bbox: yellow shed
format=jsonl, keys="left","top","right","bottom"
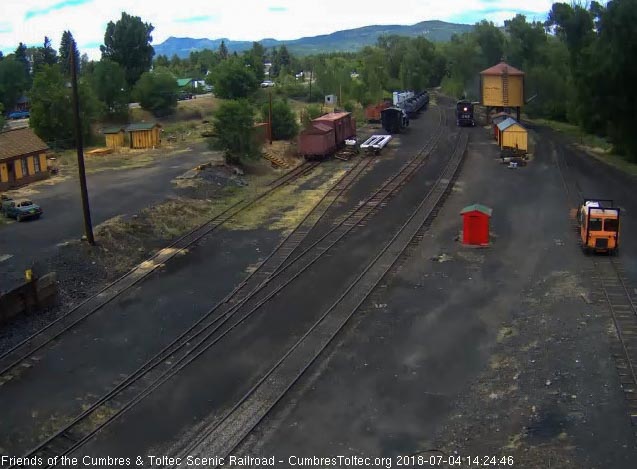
{"left": 480, "top": 61, "right": 525, "bottom": 120}
{"left": 126, "top": 123, "right": 162, "bottom": 149}
{"left": 103, "top": 126, "right": 126, "bottom": 148}
{"left": 497, "top": 118, "right": 528, "bottom": 152}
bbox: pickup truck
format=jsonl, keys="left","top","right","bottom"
{"left": 2, "top": 197, "right": 43, "bottom": 221}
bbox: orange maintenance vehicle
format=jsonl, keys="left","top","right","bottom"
{"left": 578, "top": 199, "right": 620, "bottom": 254}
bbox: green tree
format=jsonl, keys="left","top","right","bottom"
{"left": 244, "top": 42, "right": 265, "bottom": 82}
{"left": 218, "top": 40, "right": 228, "bottom": 60}
{"left": 0, "top": 104, "right": 5, "bottom": 131}
{"left": 504, "top": 14, "right": 547, "bottom": 69}
{"left": 155, "top": 54, "right": 169, "bottom": 68}
{"left": 301, "top": 104, "right": 322, "bottom": 127}
{"left": 91, "top": 60, "right": 129, "bottom": 119}
{"left": 133, "top": 71, "right": 178, "bottom": 117}
{"left": 207, "top": 57, "right": 258, "bottom": 99}
{"left": 101, "top": 12, "right": 155, "bottom": 86}
{"left": 14, "top": 43, "right": 30, "bottom": 79}
{"left": 32, "top": 36, "right": 58, "bottom": 74}
{"left": 212, "top": 100, "right": 258, "bottom": 164}
{"left": 260, "top": 99, "right": 298, "bottom": 140}
{"left": 30, "top": 64, "right": 98, "bottom": 147}
{"left": 42, "top": 36, "right": 58, "bottom": 66}
{"left": 473, "top": 20, "right": 506, "bottom": 67}
{"left": 588, "top": 0, "right": 637, "bottom": 159}
{"left": 0, "top": 58, "right": 29, "bottom": 111}
{"left": 59, "top": 31, "right": 79, "bottom": 76}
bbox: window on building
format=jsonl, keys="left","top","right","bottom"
{"left": 34, "top": 156, "right": 41, "bottom": 173}
{"left": 21, "top": 158, "right": 28, "bottom": 176}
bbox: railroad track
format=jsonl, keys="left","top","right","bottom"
{"left": 554, "top": 142, "right": 637, "bottom": 433}
{"left": 179, "top": 129, "right": 469, "bottom": 463}
{"left": 3, "top": 155, "right": 369, "bottom": 468}
{"left": 7, "top": 108, "right": 448, "bottom": 468}
{"left": 0, "top": 161, "right": 321, "bottom": 380}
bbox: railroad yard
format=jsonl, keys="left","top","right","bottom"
{"left": 1, "top": 95, "right": 637, "bottom": 469}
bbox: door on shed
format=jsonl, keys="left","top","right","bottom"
{"left": 465, "top": 214, "right": 484, "bottom": 245}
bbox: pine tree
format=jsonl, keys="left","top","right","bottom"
{"left": 59, "top": 31, "right": 79, "bottom": 76}
{"left": 42, "top": 36, "right": 58, "bottom": 66}
{"left": 219, "top": 40, "right": 228, "bottom": 60}
{"left": 14, "top": 43, "right": 30, "bottom": 77}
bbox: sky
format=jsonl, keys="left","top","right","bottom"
{"left": 0, "top": 0, "right": 554, "bottom": 59}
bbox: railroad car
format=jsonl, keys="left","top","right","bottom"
{"left": 313, "top": 112, "right": 356, "bottom": 148}
{"left": 365, "top": 100, "right": 392, "bottom": 123}
{"left": 456, "top": 100, "right": 475, "bottom": 127}
{"left": 578, "top": 199, "right": 620, "bottom": 254}
{"left": 381, "top": 107, "right": 409, "bottom": 134}
{"left": 298, "top": 123, "right": 336, "bottom": 160}
{"left": 298, "top": 111, "right": 356, "bottom": 159}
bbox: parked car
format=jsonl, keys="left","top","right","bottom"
{"left": 8, "top": 111, "right": 30, "bottom": 119}
{"left": 3, "top": 199, "right": 43, "bottom": 221}
{"left": 260, "top": 80, "right": 276, "bottom": 88}
{"left": 177, "top": 92, "right": 194, "bottom": 101}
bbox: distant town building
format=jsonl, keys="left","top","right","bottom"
{"left": 325, "top": 94, "right": 338, "bottom": 106}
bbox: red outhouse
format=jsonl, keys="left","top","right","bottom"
{"left": 461, "top": 204, "right": 492, "bottom": 245}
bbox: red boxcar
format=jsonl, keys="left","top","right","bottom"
{"left": 312, "top": 112, "right": 356, "bottom": 148}
{"left": 364, "top": 100, "right": 391, "bottom": 122}
{"left": 298, "top": 123, "right": 336, "bottom": 159}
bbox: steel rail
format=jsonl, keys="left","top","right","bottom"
{"left": 17, "top": 108, "right": 447, "bottom": 468}
{"left": 0, "top": 161, "right": 320, "bottom": 378}
{"left": 552, "top": 137, "right": 637, "bottom": 428}
{"left": 9, "top": 155, "right": 375, "bottom": 469}
{"left": 182, "top": 120, "right": 468, "bottom": 463}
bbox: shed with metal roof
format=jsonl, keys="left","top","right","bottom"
{"left": 491, "top": 113, "right": 512, "bottom": 140}
{"left": 125, "top": 123, "right": 162, "bottom": 149}
{"left": 460, "top": 204, "right": 493, "bottom": 246}
{"left": 102, "top": 126, "right": 127, "bottom": 149}
{"left": 0, "top": 128, "right": 50, "bottom": 190}
{"left": 496, "top": 118, "right": 528, "bottom": 152}
{"left": 177, "top": 78, "right": 194, "bottom": 88}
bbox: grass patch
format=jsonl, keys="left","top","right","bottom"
{"left": 527, "top": 117, "right": 637, "bottom": 177}
{"left": 526, "top": 117, "right": 612, "bottom": 151}
{"left": 226, "top": 165, "right": 347, "bottom": 234}
{"left": 54, "top": 146, "right": 194, "bottom": 175}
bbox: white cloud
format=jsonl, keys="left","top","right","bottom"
{"left": 0, "top": 0, "right": 555, "bottom": 59}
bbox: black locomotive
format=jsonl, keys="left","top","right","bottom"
{"left": 456, "top": 100, "right": 475, "bottom": 127}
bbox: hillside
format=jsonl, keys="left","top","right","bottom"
{"left": 154, "top": 20, "right": 473, "bottom": 58}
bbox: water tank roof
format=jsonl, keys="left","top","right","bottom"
{"left": 480, "top": 61, "right": 524, "bottom": 76}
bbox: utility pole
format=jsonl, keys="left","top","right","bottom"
{"left": 268, "top": 89, "right": 273, "bottom": 145}
{"left": 309, "top": 68, "right": 313, "bottom": 102}
{"left": 70, "top": 41, "right": 95, "bottom": 245}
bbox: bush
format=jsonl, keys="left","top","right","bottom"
{"left": 301, "top": 104, "right": 323, "bottom": 127}
{"left": 208, "top": 57, "right": 258, "bottom": 99}
{"left": 260, "top": 99, "right": 299, "bottom": 140}
{"left": 212, "top": 99, "right": 259, "bottom": 164}
{"left": 134, "top": 71, "right": 178, "bottom": 117}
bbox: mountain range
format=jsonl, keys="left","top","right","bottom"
{"left": 154, "top": 20, "right": 473, "bottom": 58}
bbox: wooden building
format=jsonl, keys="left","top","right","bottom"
{"left": 126, "top": 123, "right": 162, "bottom": 149}
{"left": 480, "top": 61, "right": 525, "bottom": 121}
{"left": 497, "top": 117, "right": 528, "bottom": 152}
{"left": 102, "top": 126, "right": 126, "bottom": 149}
{"left": 0, "top": 128, "right": 49, "bottom": 191}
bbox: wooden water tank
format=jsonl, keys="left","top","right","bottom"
{"left": 480, "top": 61, "right": 524, "bottom": 108}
